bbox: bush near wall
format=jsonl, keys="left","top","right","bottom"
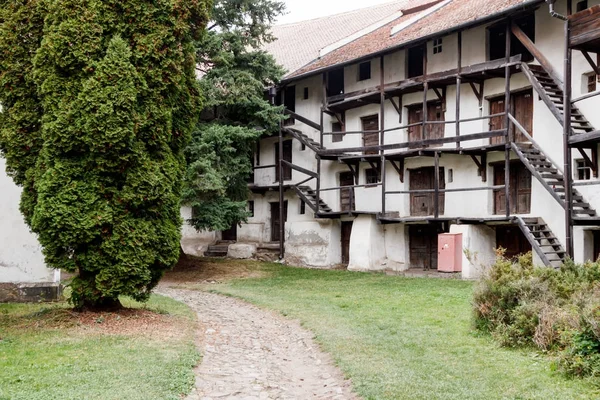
{"left": 474, "top": 252, "right": 600, "bottom": 378}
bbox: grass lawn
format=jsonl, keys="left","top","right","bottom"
{"left": 180, "top": 260, "right": 600, "bottom": 400}
{"left": 0, "top": 295, "right": 199, "bottom": 400}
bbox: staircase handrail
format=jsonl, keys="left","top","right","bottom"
{"left": 508, "top": 113, "right": 564, "bottom": 175}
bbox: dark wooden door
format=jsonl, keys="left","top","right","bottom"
{"left": 496, "top": 225, "right": 531, "bottom": 260}
{"left": 494, "top": 162, "right": 532, "bottom": 215}
{"left": 270, "top": 201, "right": 288, "bottom": 242}
{"left": 408, "top": 105, "right": 423, "bottom": 148}
{"left": 489, "top": 97, "right": 506, "bottom": 145}
{"left": 593, "top": 231, "right": 600, "bottom": 261}
{"left": 408, "top": 45, "right": 425, "bottom": 78}
{"left": 362, "top": 115, "right": 379, "bottom": 155}
{"left": 275, "top": 140, "right": 292, "bottom": 182}
{"left": 409, "top": 225, "right": 439, "bottom": 270}
{"left": 222, "top": 224, "right": 237, "bottom": 241}
{"left": 426, "top": 102, "right": 445, "bottom": 142}
{"left": 341, "top": 221, "right": 353, "bottom": 265}
{"left": 409, "top": 167, "right": 445, "bottom": 216}
{"left": 513, "top": 90, "right": 533, "bottom": 143}
{"left": 340, "top": 172, "right": 355, "bottom": 212}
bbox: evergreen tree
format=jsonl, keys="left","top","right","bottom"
{"left": 0, "top": 0, "right": 210, "bottom": 309}
{"left": 183, "top": 0, "right": 286, "bottom": 232}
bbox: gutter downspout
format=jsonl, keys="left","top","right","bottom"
{"left": 546, "top": 0, "right": 567, "bottom": 20}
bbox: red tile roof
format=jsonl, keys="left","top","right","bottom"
{"left": 284, "top": 0, "right": 542, "bottom": 81}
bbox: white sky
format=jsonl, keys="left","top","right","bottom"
{"left": 277, "top": 0, "right": 393, "bottom": 24}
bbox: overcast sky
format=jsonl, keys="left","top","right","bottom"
{"left": 277, "top": 0, "right": 393, "bottom": 24}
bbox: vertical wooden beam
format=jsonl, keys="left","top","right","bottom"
{"left": 380, "top": 56, "right": 387, "bottom": 215}
{"left": 278, "top": 88, "right": 285, "bottom": 259}
{"left": 456, "top": 31, "right": 462, "bottom": 149}
{"left": 482, "top": 153, "right": 487, "bottom": 182}
{"left": 423, "top": 42, "right": 429, "bottom": 142}
{"left": 434, "top": 151, "right": 440, "bottom": 219}
{"left": 317, "top": 72, "right": 327, "bottom": 215}
{"left": 564, "top": 16, "right": 574, "bottom": 257}
{"left": 504, "top": 21, "right": 512, "bottom": 218}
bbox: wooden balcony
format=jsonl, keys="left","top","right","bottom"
{"left": 569, "top": 5, "right": 600, "bottom": 52}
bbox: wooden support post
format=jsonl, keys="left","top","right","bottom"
{"left": 504, "top": 21, "right": 512, "bottom": 218}
{"left": 593, "top": 146, "right": 598, "bottom": 178}
{"left": 582, "top": 51, "right": 600, "bottom": 75}
{"left": 380, "top": 56, "right": 387, "bottom": 215}
{"left": 434, "top": 151, "right": 440, "bottom": 219}
{"left": 316, "top": 73, "right": 327, "bottom": 215}
{"left": 278, "top": 90, "right": 285, "bottom": 259}
{"left": 564, "top": 19, "right": 574, "bottom": 258}
{"left": 456, "top": 31, "right": 462, "bottom": 148}
{"left": 423, "top": 44, "right": 429, "bottom": 142}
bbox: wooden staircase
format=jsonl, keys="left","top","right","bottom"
{"left": 521, "top": 63, "right": 596, "bottom": 136}
{"left": 516, "top": 217, "right": 567, "bottom": 268}
{"left": 283, "top": 127, "right": 324, "bottom": 152}
{"left": 204, "top": 241, "right": 233, "bottom": 257}
{"left": 512, "top": 143, "right": 597, "bottom": 218}
{"left": 293, "top": 185, "right": 333, "bottom": 214}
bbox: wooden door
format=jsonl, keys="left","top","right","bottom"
{"left": 270, "top": 201, "right": 288, "bottom": 242}
{"left": 222, "top": 224, "right": 237, "bottom": 241}
{"left": 275, "top": 140, "right": 292, "bottom": 182}
{"left": 409, "top": 225, "right": 439, "bottom": 270}
{"left": 426, "top": 102, "right": 445, "bottom": 142}
{"left": 512, "top": 90, "right": 533, "bottom": 143}
{"left": 593, "top": 231, "right": 600, "bottom": 261}
{"left": 496, "top": 225, "right": 531, "bottom": 260}
{"left": 340, "top": 172, "right": 355, "bottom": 212}
{"left": 341, "top": 221, "right": 353, "bottom": 265}
{"left": 494, "top": 162, "right": 532, "bottom": 215}
{"left": 489, "top": 97, "right": 506, "bottom": 145}
{"left": 409, "top": 167, "right": 445, "bottom": 216}
{"left": 362, "top": 115, "right": 379, "bottom": 155}
{"left": 408, "top": 105, "right": 423, "bottom": 148}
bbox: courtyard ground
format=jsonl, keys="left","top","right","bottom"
{"left": 0, "top": 295, "right": 199, "bottom": 400}
{"left": 163, "top": 257, "right": 600, "bottom": 400}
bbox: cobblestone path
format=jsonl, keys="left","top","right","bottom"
{"left": 158, "top": 288, "right": 357, "bottom": 400}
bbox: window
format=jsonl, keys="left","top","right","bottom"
{"left": 248, "top": 201, "right": 255, "bottom": 217}
{"left": 299, "top": 200, "right": 306, "bottom": 215}
{"left": 576, "top": 159, "right": 592, "bottom": 181}
{"left": 407, "top": 44, "right": 425, "bottom": 78}
{"left": 577, "top": 1, "right": 588, "bottom": 12}
{"left": 303, "top": 87, "right": 309, "bottom": 100}
{"left": 301, "top": 143, "right": 306, "bottom": 151}
{"left": 584, "top": 72, "right": 599, "bottom": 93}
{"left": 488, "top": 15, "right": 535, "bottom": 62}
{"left": 448, "top": 168, "right": 454, "bottom": 183}
{"left": 365, "top": 168, "right": 380, "bottom": 185}
{"left": 433, "top": 38, "right": 443, "bottom": 54}
{"left": 332, "top": 113, "right": 346, "bottom": 143}
{"left": 358, "top": 61, "right": 371, "bottom": 81}
{"left": 327, "top": 68, "right": 344, "bottom": 96}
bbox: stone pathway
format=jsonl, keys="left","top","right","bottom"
{"left": 158, "top": 287, "right": 357, "bottom": 400}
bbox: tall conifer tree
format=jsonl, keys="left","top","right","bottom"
{"left": 0, "top": 0, "right": 210, "bottom": 309}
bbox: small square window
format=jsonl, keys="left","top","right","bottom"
{"left": 358, "top": 62, "right": 371, "bottom": 81}
{"left": 299, "top": 200, "right": 306, "bottom": 215}
{"left": 448, "top": 169, "right": 454, "bottom": 183}
{"left": 433, "top": 38, "right": 443, "bottom": 54}
{"left": 332, "top": 121, "right": 345, "bottom": 143}
{"left": 584, "top": 72, "right": 598, "bottom": 93}
{"left": 576, "top": 159, "right": 592, "bottom": 181}
{"left": 248, "top": 201, "right": 255, "bottom": 217}
{"left": 303, "top": 87, "right": 309, "bottom": 100}
{"left": 365, "top": 168, "right": 380, "bottom": 186}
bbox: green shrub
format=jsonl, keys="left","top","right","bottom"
{"left": 474, "top": 253, "right": 600, "bottom": 378}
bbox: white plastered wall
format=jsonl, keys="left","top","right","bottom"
{"left": 0, "top": 158, "right": 54, "bottom": 283}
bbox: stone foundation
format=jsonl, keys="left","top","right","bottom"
{"left": 0, "top": 282, "right": 62, "bottom": 303}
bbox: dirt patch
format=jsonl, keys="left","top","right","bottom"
{"left": 1, "top": 307, "right": 189, "bottom": 341}
{"left": 163, "top": 255, "right": 269, "bottom": 285}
